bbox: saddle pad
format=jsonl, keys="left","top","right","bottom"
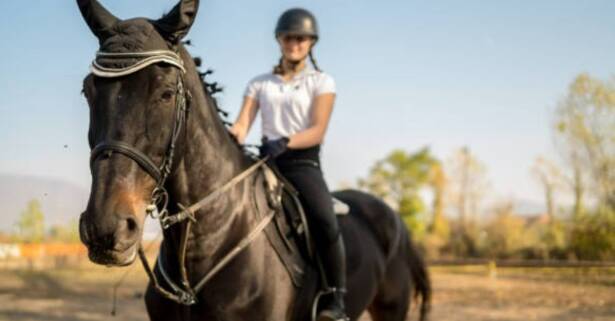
{"left": 332, "top": 197, "right": 350, "bottom": 215}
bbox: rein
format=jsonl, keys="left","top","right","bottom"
{"left": 89, "top": 49, "right": 273, "bottom": 305}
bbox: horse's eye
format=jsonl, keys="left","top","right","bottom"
{"left": 161, "top": 89, "right": 175, "bottom": 101}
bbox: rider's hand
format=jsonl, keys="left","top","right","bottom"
{"left": 229, "top": 123, "right": 247, "bottom": 144}
{"left": 260, "top": 137, "right": 289, "bottom": 159}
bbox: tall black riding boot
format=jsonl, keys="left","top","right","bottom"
{"left": 317, "top": 235, "right": 349, "bottom": 321}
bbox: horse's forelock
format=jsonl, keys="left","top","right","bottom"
{"left": 98, "top": 19, "right": 169, "bottom": 54}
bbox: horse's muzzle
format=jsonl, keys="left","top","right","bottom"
{"left": 79, "top": 211, "right": 142, "bottom": 266}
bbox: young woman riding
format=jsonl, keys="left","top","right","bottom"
{"left": 229, "top": 8, "right": 347, "bottom": 321}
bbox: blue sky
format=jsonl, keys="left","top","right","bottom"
{"left": 0, "top": 0, "right": 614, "bottom": 209}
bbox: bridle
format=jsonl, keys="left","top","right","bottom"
{"left": 88, "top": 48, "right": 274, "bottom": 305}
{"left": 90, "top": 50, "right": 188, "bottom": 227}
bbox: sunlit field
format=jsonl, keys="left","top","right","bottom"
{"left": 0, "top": 262, "right": 612, "bottom": 321}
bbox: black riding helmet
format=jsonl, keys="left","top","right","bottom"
{"left": 275, "top": 8, "right": 319, "bottom": 42}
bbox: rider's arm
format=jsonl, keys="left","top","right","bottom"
{"left": 230, "top": 95, "right": 259, "bottom": 144}
{"left": 287, "top": 92, "right": 336, "bottom": 149}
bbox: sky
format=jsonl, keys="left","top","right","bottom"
{"left": 0, "top": 0, "right": 614, "bottom": 212}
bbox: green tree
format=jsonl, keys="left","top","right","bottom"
{"left": 16, "top": 199, "right": 45, "bottom": 243}
{"left": 358, "top": 147, "right": 438, "bottom": 237}
{"left": 483, "top": 201, "right": 526, "bottom": 259}
{"left": 446, "top": 147, "right": 489, "bottom": 226}
{"left": 551, "top": 73, "right": 615, "bottom": 261}
{"left": 428, "top": 162, "right": 448, "bottom": 236}
{"left": 569, "top": 153, "right": 587, "bottom": 220}
{"left": 569, "top": 207, "right": 615, "bottom": 260}
{"left": 48, "top": 219, "right": 80, "bottom": 242}
{"left": 531, "top": 156, "right": 564, "bottom": 221}
{"left": 554, "top": 73, "right": 615, "bottom": 211}
{"left": 530, "top": 156, "right": 568, "bottom": 258}
{"left": 423, "top": 162, "right": 450, "bottom": 258}
{"left": 445, "top": 147, "right": 489, "bottom": 257}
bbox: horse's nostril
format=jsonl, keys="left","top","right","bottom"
{"left": 126, "top": 217, "right": 138, "bottom": 232}
{"left": 116, "top": 215, "right": 140, "bottom": 238}
{"left": 114, "top": 215, "right": 140, "bottom": 252}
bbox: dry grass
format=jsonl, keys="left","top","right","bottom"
{"left": 0, "top": 262, "right": 613, "bottom": 321}
{"left": 406, "top": 265, "right": 615, "bottom": 321}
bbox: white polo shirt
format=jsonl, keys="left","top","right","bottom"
{"left": 244, "top": 66, "right": 336, "bottom": 140}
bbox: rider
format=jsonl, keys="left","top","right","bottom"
{"left": 229, "top": 8, "right": 347, "bottom": 321}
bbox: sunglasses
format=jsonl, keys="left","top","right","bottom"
{"left": 280, "top": 35, "right": 313, "bottom": 43}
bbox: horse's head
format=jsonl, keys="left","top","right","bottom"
{"left": 77, "top": 0, "right": 199, "bottom": 266}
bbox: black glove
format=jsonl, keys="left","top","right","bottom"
{"left": 260, "top": 137, "right": 289, "bottom": 159}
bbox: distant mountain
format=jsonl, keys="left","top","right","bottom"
{"left": 0, "top": 174, "right": 89, "bottom": 232}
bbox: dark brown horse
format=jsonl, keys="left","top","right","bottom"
{"left": 77, "top": 1, "right": 430, "bottom": 320}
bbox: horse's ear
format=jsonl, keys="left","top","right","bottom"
{"left": 155, "top": 0, "right": 199, "bottom": 43}
{"left": 76, "top": 0, "right": 119, "bottom": 40}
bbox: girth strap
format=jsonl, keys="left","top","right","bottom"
{"left": 90, "top": 141, "right": 162, "bottom": 182}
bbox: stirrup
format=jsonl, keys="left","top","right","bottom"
{"left": 317, "top": 310, "right": 349, "bottom": 321}
{"left": 312, "top": 287, "right": 348, "bottom": 321}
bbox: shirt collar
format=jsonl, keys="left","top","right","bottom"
{"left": 273, "top": 61, "right": 318, "bottom": 82}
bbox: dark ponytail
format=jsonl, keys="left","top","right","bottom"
{"left": 308, "top": 50, "right": 321, "bottom": 72}
{"left": 273, "top": 57, "right": 284, "bottom": 75}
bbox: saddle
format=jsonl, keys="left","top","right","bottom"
{"left": 253, "top": 162, "right": 349, "bottom": 288}
{"left": 254, "top": 162, "right": 351, "bottom": 320}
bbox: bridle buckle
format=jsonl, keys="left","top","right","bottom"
{"left": 160, "top": 203, "right": 196, "bottom": 229}
{"left": 178, "top": 291, "right": 197, "bottom": 305}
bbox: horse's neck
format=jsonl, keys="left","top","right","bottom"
{"left": 163, "top": 62, "right": 254, "bottom": 268}
{"left": 156, "top": 53, "right": 296, "bottom": 316}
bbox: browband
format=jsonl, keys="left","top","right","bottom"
{"left": 91, "top": 50, "right": 186, "bottom": 78}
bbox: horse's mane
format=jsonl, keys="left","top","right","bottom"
{"left": 185, "top": 44, "right": 252, "bottom": 155}
{"left": 192, "top": 56, "right": 230, "bottom": 125}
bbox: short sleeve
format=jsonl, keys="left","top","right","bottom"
{"left": 314, "top": 73, "right": 336, "bottom": 96}
{"left": 244, "top": 77, "right": 261, "bottom": 99}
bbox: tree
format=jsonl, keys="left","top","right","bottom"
{"left": 428, "top": 162, "right": 449, "bottom": 238}
{"left": 569, "top": 153, "right": 586, "bottom": 220}
{"left": 358, "top": 147, "right": 438, "bottom": 237}
{"left": 446, "top": 147, "right": 489, "bottom": 227}
{"left": 522, "top": 156, "right": 569, "bottom": 259}
{"left": 423, "top": 162, "right": 451, "bottom": 258}
{"left": 48, "top": 219, "right": 80, "bottom": 242}
{"left": 531, "top": 156, "right": 564, "bottom": 221}
{"left": 554, "top": 73, "right": 615, "bottom": 211}
{"left": 445, "top": 147, "right": 489, "bottom": 257}
{"left": 15, "top": 199, "right": 45, "bottom": 243}
{"left": 551, "top": 73, "right": 615, "bottom": 261}
{"left": 483, "top": 201, "right": 526, "bottom": 259}
{"left": 569, "top": 207, "right": 615, "bottom": 260}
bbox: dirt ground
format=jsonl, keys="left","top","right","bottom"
{"left": 0, "top": 263, "right": 612, "bottom": 321}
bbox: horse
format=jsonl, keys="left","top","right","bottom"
{"left": 76, "top": 1, "right": 431, "bottom": 320}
